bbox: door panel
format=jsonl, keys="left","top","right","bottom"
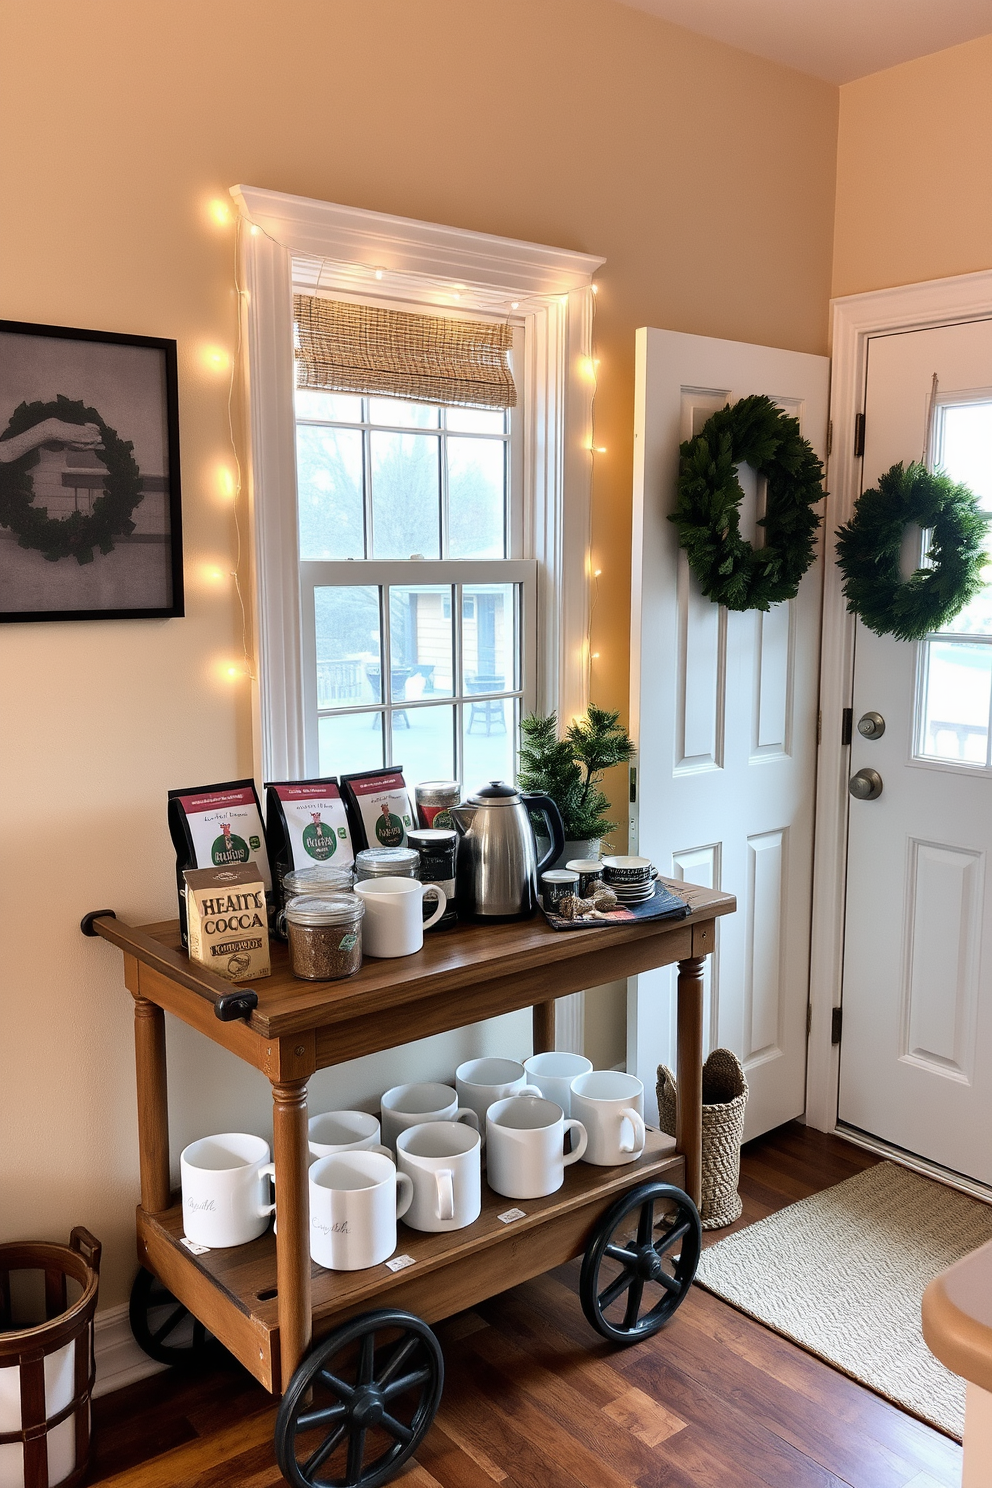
{"left": 629, "top": 330, "right": 829, "bottom": 1139}
{"left": 838, "top": 318, "right": 992, "bottom": 1185}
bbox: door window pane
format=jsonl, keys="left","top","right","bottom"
{"left": 936, "top": 401, "right": 992, "bottom": 637}
{"left": 448, "top": 437, "right": 506, "bottom": 559}
{"left": 393, "top": 704, "right": 455, "bottom": 785}
{"left": 297, "top": 426, "right": 364, "bottom": 560}
{"left": 389, "top": 586, "right": 454, "bottom": 698}
{"left": 319, "top": 712, "right": 384, "bottom": 776}
{"left": 463, "top": 697, "right": 517, "bottom": 794}
{"left": 462, "top": 584, "right": 518, "bottom": 693}
{"left": 919, "top": 640, "right": 992, "bottom": 765}
{"left": 371, "top": 431, "right": 440, "bottom": 559}
{"left": 314, "top": 587, "right": 380, "bottom": 709}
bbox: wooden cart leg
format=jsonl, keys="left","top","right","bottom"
{"left": 532, "top": 999, "right": 555, "bottom": 1054}
{"left": 676, "top": 955, "right": 704, "bottom": 1210}
{"left": 272, "top": 1078, "right": 311, "bottom": 1390}
{"left": 133, "top": 995, "right": 170, "bottom": 1215}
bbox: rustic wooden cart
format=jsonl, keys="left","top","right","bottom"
{"left": 83, "top": 881, "right": 734, "bottom": 1488}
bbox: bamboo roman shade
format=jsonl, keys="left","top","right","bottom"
{"left": 294, "top": 295, "right": 517, "bottom": 411}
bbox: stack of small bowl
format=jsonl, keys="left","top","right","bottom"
{"left": 600, "top": 855, "right": 656, "bottom": 905}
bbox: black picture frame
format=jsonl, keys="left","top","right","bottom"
{"left": 0, "top": 318, "right": 184, "bottom": 622}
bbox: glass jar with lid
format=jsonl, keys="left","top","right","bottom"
{"left": 275, "top": 863, "right": 355, "bottom": 938}
{"left": 285, "top": 893, "right": 365, "bottom": 980}
{"left": 355, "top": 847, "right": 420, "bottom": 882}
{"left": 415, "top": 780, "right": 460, "bottom": 829}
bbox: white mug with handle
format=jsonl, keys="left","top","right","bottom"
{"left": 354, "top": 876, "right": 445, "bottom": 957}
{"left": 455, "top": 1057, "right": 543, "bottom": 1128}
{"left": 522, "top": 1051, "right": 593, "bottom": 1118}
{"left": 308, "top": 1110, "right": 393, "bottom": 1163}
{"left": 379, "top": 1082, "right": 480, "bottom": 1152}
{"left": 485, "top": 1095, "right": 587, "bottom": 1199}
{"left": 395, "top": 1120, "right": 482, "bottom": 1232}
{"left": 569, "top": 1070, "right": 646, "bottom": 1165}
{"left": 309, "top": 1150, "right": 413, "bottom": 1270}
{"left": 181, "top": 1133, "right": 275, "bottom": 1248}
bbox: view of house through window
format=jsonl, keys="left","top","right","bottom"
{"left": 295, "top": 383, "right": 531, "bottom": 785}
{"left": 916, "top": 400, "right": 992, "bottom": 767}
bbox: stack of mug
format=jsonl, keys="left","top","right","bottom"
{"left": 179, "top": 1058, "right": 650, "bottom": 1272}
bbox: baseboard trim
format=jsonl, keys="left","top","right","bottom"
{"left": 93, "top": 1303, "right": 166, "bottom": 1398}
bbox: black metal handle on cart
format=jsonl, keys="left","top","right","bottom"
{"left": 80, "top": 909, "right": 259, "bottom": 1022}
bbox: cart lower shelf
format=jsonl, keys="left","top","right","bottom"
{"left": 137, "top": 1130, "right": 683, "bottom": 1392}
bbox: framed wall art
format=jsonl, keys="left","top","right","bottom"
{"left": 0, "top": 319, "right": 183, "bottom": 622}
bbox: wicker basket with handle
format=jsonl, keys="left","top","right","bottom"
{"left": 657, "top": 1048, "right": 748, "bottom": 1230}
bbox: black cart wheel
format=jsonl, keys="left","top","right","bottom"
{"left": 128, "top": 1267, "right": 220, "bottom": 1368}
{"left": 276, "top": 1309, "right": 444, "bottom": 1488}
{"left": 580, "top": 1181, "right": 701, "bottom": 1345}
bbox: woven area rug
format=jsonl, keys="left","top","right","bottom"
{"left": 695, "top": 1160, "right": 992, "bottom": 1438}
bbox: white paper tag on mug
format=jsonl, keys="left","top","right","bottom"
{"left": 385, "top": 1254, "right": 415, "bottom": 1272}
{"left": 498, "top": 1208, "right": 526, "bottom": 1224}
{"left": 181, "top": 1237, "right": 211, "bottom": 1255}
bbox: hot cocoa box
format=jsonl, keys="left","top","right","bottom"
{"left": 183, "top": 863, "right": 271, "bottom": 981}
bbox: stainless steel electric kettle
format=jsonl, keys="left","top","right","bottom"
{"left": 450, "top": 781, "right": 565, "bottom": 920}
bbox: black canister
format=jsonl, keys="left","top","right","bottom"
{"left": 408, "top": 827, "right": 458, "bottom": 929}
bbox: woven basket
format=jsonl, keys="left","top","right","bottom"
{"left": 657, "top": 1048, "right": 748, "bottom": 1230}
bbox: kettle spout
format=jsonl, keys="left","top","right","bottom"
{"left": 448, "top": 804, "right": 474, "bottom": 836}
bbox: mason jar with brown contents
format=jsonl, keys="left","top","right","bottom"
{"left": 285, "top": 893, "right": 365, "bottom": 980}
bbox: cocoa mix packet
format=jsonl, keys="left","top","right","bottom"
{"left": 168, "top": 779, "right": 272, "bottom": 946}
{"left": 339, "top": 767, "right": 414, "bottom": 851}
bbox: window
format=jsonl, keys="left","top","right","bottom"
{"left": 295, "top": 382, "right": 534, "bottom": 785}
{"left": 915, "top": 398, "right": 992, "bottom": 767}
{"left": 234, "top": 185, "right": 602, "bottom": 787}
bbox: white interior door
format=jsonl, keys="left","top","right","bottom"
{"left": 629, "top": 329, "right": 829, "bottom": 1139}
{"left": 839, "top": 319, "right": 992, "bottom": 1186}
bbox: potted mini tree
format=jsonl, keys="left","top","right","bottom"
{"left": 518, "top": 705, "right": 635, "bottom": 865}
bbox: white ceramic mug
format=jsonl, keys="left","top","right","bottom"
{"left": 455, "top": 1058, "right": 543, "bottom": 1127}
{"left": 181, "top": 1133, "right": 275, "bottom": 1248}
{"left": 308, "top": 1110, "right": 392, "bottom": 1163}
{"left": 354, "top": 876, "right": 445, "bottom": 957}
{"left": 379, "top": 1082, "right": 480, "bottom": 1151}
{"left": 523, "top": 1051, "right": 593, "bottom": 1118}
{"left": 569, "top": 1070, "right": 646, "bottom": 1165}
{"left": 485, "top": 1096, "right": 587, "bottom": 1199}
{"left": 309, "top": 1150, "right": 413, "bottom": 1270}
{"left": 396, "top": 1121, "right": 482, "bottom": 1232}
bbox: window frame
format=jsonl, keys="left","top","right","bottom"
{"left": 232, "top": 185, "right": 603, "bottom": 784}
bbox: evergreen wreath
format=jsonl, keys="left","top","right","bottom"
{"left": 835, "top": 461, "right": 987, "bottom": 641}
{"left": 0, "top": 395, "right": 142, "bottom": 563}
{"left": 670, "top": 394, "right": 826, "bottom": 611}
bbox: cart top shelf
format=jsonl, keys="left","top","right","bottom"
{"left": 91, "top": 880, "right": 734, "bottom": 1070}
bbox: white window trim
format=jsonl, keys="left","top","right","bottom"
{"left": 231, "top": 184, "right": 604, "bottom": 785}
{"left": 807, "top": 266, "right": 992, "bottom": 1134}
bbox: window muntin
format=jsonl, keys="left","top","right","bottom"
{"left": 915, "top": 398, "right": 992, "bottom": 767}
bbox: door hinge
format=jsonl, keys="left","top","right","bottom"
{"left": 806, "top": 1004, "right": 813, "bottom": 1037}
{"left": 841, "top": 707, "right": 853, "bottom": 746}
{"left": 826, "top": 420, "right": 833, "bottom": 458}
{"left": 629, "top": 765, "right": 637, "bottom": 804}
{"left": 854, "top": 412, "right": 866, "bottom": 458}
{"left": 831, "top": 1006, "right": 843, "bottom": 1045}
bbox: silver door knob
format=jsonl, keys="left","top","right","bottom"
{"left": 849, "top": 768, "right": 883, "bottom": 800}
{"left": 857, "top": 711, "right": 885, "bottom": 739}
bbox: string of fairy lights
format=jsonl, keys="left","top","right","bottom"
{"left": 206, "top": 195, "right": 604, "bottom": 705}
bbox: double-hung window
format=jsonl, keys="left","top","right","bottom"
{"left": 235, "top": 185, "right": 601, "bottom": 794}
{"left": 293, "top": 295, "right": 534, "bottom": 787}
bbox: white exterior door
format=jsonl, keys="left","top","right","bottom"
{"left": 838, "top": 319, "right": 992, "bottom": 1186}
{"left": 629, "top": 329, "right": 829, "bottom": 1139}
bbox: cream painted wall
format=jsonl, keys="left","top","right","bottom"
{"left": 0, "top": 0, "right": 837, "bottom": 1308}
{"left": 833, "top": 33, "right": 992, "bottom": 297}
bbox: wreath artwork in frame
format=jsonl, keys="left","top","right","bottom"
{"left": 0, "top": 319, "right": 183, "bottom": 622}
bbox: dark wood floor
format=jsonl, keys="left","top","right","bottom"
{"left": 89, "top": 1123, "right": 963, "bottom": 1487}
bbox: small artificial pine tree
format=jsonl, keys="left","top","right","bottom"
{"left": 518, "top": 705, "right": 635, "bottom": 843}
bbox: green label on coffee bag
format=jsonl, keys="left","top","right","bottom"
{"left": 303, "top": 818, "right": 338, "bottom": 861}
{"left": 211, "top": 825, "right": 250, "bottom": 865}
{"left": 374, "top": 808, "right": 406, "bottom": 847}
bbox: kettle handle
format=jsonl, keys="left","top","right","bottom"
{"left": 521, "top": 793, "right": 566, "bottom": 876}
